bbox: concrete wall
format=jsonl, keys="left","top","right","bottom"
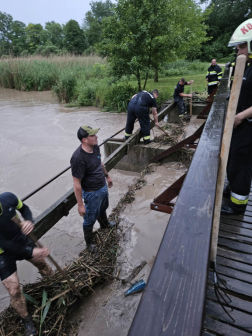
{"left": 104, "top": 141, "right": 178, "bottom": 172}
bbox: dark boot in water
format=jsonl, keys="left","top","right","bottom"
{"left": 84, "top": 228, "right": 97, "bottom": 253}
{"left": 98, "top": 212, "right": 116, "bottom": 229}
{"left": 22, "top": 315, "right": 37, "bottom": 336}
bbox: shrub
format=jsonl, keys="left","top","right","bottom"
{"left": 52, "top": 72, "right": 77, "bottom": 103}
{"left": 104, "top": 83, "right": 137, "bottom": 112}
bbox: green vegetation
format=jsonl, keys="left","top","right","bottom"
{"left": 99, "top": 0, "right": 208, "bottom": 91}
{"left": 0, "top": 56, "right": 211, "bottom": 111}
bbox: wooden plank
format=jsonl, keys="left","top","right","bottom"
{"left": 217, "top": 255, "right": 252, "bottom": 274}
{"left": 205, "top": 298, "right": 252, "bottom": 329}
{"left": 214, "top": 264, "right": 252, "bottom": 284}
{"left": 222, "top": 214, "right": 252, "bottom": 224}
{"left": 219, "top": 229, "right": 252, "bottom": 244}
{"left": 218, "top": 247, "right": 252, "bottom": 265}
{"left": 150, "top": 202, "right": 174, "bottom": 214}
{"left": 220, "top": 217, "right": 252, "bottom": 230}
{"left": 220, "top": 222, "right": 252, "bottom": 238}
{"left": 203, "top": 315, "right": 252, "bottom": 336}
{"left": 128, "top": 68, "right": 229, "bottom": 336}
{"left": 197, "top": 101, "right": 212, "bottom": 119}
{"left": 218, "top": 237, "right": 252, "bottom": 255}
{"left": 206, "top": 285, "right": 252, "bottom": 314}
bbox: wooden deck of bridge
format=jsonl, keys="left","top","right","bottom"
{"left": 203, "top": 191, "right": 252, "bottom": 336}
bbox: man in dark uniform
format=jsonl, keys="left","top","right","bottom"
{"left": 71, "top": 126, "right": 115, "bottom": 253}
{"left": 0, "top": 192, "right": 52, "bottom": 336}
{"left": 173, "top": 78, "right": 193, "bottom": 117}
{"left": 221, "top": 18, "right": 252, "bottom": 215}
{"left": 206, "top": 59, "right": 223, "bottom": 95}
{"left": 124, "top": 89, "right": 159, "bottom": 144}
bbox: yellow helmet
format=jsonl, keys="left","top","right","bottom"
{"left": 228, "top": 18, "right": 252, "bottom": 54}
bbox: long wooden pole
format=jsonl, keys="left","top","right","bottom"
{"left": 190, "top": 85, "right": 193, "bottom": 116}
{"left": 12, "top": 216, "right": 81, "bottom": 297}
{"left": 210, "top": 54, "right": 247, "bottom": 264}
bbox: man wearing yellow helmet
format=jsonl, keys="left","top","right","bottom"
{"left": 222, "top": 18, "right": 252, "bottom": 215}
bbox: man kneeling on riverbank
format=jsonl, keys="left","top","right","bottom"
{"left": 71, "top": 126, "right": 115, "bottom": 253}
{"left": 0, "top": 192, "right": 52, "bottom": 336}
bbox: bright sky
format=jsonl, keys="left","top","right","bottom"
{"left": 0, "top": 0, "right": 93, "bottom": 27}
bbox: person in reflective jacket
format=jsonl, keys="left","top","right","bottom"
{"left": 222, "top": 18, "right": 252, "bottom": 215}
{"left": 206, "top": 59, "right": 223, "bottom": 95}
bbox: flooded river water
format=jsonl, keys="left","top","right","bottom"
{"left": 0, "top": 87, "right": 188, "bottom": 335}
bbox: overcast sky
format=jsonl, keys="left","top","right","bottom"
{"left": 0, "top": 0, "right": 95, "bottom": 27}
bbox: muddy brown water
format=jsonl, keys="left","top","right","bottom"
{"left": 0, "top": 88, "right": 189, "bottom": 335}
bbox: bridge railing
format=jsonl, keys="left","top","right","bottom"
{"left": 128, "top": 67, "right": 229, "bottom": 336}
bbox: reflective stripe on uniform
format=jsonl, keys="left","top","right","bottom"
{"left": 230, "top": 191, "right": 249, "bottom": 205}
{"left": 209, "top": 71, "right": 217, "bottom": 74}
{"left": 208, "top": 81, "right": 218, "bottom": 86}
{"left": 16, "top": 198, "right": 23, "bottom": 210}
{"left": 125, "top": 132, "right": 132, "bottom": 137}
{"left": 143, "top": 135, "right": 151, "bottom": 140}
{"left": 0, "top": 248, "right": 4, "bottom": 254}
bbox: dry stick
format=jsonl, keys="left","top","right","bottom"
{"left": 11, "top": 216, "right": 81, "bottom": 297}
{"left": 210, "top": 54, "right": 247, "bottom": 264}
{"left": 190, "top": 85, "right": 193, "bottom": 116}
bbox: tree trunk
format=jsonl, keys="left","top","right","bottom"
{"left": 143, "top": 72, "right": 149, "bottom": 90}
{"left": 154, "top": 69, "right": 158, "bottom": 82}
{"left": 136, "top": 72, "right": 141, "bottom": 91}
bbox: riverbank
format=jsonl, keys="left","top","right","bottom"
{"left": 0, "top": 56, "right": 211, "bottom": 111}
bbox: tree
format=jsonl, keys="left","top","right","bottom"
{"left": 0, "top": 12, "right": 13, "bottom": 55}
{"left": 98, "top": 0, "right": 208, "bottom": 91}
{"left": 83, "top": 0, "right": 114, "bottom": 48}
{"left": 63, "top": 20, "right": 86, "bottom": 54}
{"left": 44, "top": 21, "right": 64, "bottom": 49}
{"left": 11, "top": 21, "right": 27, "bottom": 56}
{"left": 200, "top": 0, "right": 252, "bottom": 60}
{"left": 26, "top": 23, "right": 43, "bottom": 53}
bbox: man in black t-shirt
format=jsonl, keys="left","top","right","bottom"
{"left": 0, "top": 192, "right": 52, "bottom": 336}
{"left": 173, "top": 78, "right": 193, "bottom": 117}
{"left": 124, "top": 89, "right": 159, "bottom": 144}
{"left": 71, "top": 126, "right": 115, "bottom": 252}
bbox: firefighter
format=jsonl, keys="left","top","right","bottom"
{"left": 221, "top": 18, "right": 252, "bottom": 215}
{"left": 206, "top": 59, "right": 223, "bottom": 95}
{"left": 173, "top": 78, "right": 193, "bottom": 117}
{"left": 124, "top": 90, "right": 159, "bottom": 145}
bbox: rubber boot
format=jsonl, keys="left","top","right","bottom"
{"left": 97, "top": 212, "right": 116, "bottom": 229}
{"left": 22, "top": 315, "right": 37, "bottom": 336}
{"left": 144, "top": 139, "right": 152, "bottom": 145}
{"left": 84, "top": 228, "right": 97, "bottom": 253}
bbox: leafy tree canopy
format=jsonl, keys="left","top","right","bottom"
{"left": 98, "top": 0, "right": 208, "bottom": 90}
{"left": 83, "top": 0, "right": 115, "bottom": 47}
{"left": 64, "top": 20, "right": 86, "bottom": 54}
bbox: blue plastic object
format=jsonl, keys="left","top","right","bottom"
{"left": 125, "top": 279, "right": 146, "bottom": 296}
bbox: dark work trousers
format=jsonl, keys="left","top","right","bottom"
{"left": 227, "top": 120, "right": 252, "bottom": 212}
{"left": 208, "top": 84, "right": 218, "bottom": 95}
{"left": 125, "top": 101, "right": 150, "bottom": 140}
{"left": 174, "top": 97, "right": 186, "bottom": 115}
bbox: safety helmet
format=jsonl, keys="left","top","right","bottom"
{"left": 228, "top": 18, "right": 252, "bottom": 54}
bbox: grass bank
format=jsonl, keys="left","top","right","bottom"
{"left": 0, "top": 57, "right": 212, "bottom": 111}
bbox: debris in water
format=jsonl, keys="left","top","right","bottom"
{"left": 125, "top": 279, "right": 146, "bottom": 296}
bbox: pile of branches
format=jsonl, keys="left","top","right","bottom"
{"left": 0, "top": 228, "right": 119, "bottom": 336}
